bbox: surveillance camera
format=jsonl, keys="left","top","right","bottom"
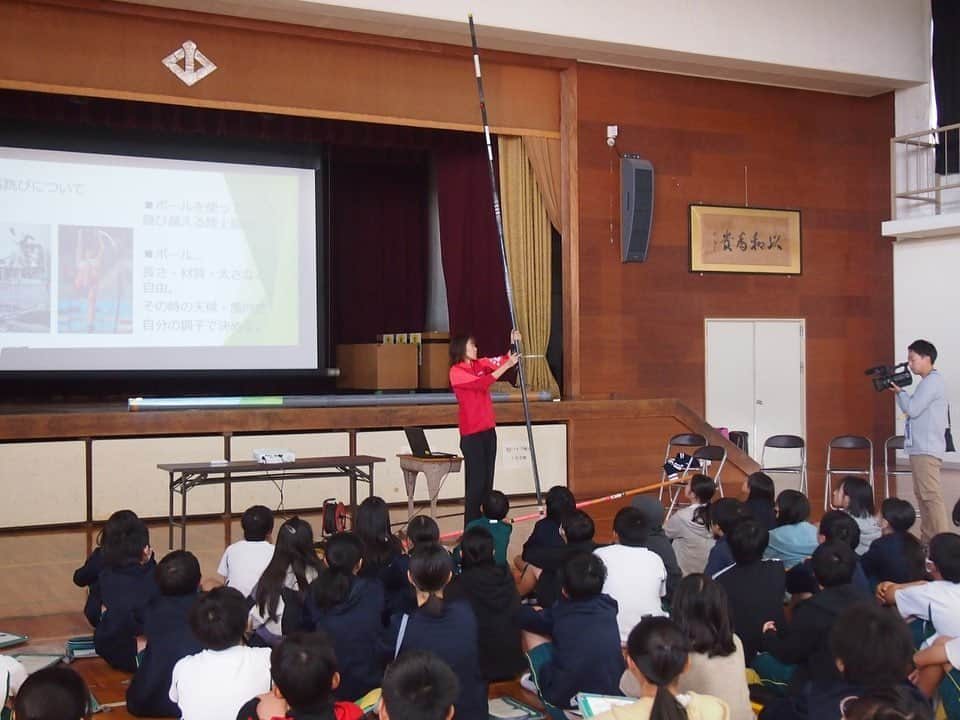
{"left": 606, "top": 137, "right": 616, "bottom": 147}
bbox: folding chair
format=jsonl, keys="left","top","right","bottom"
{"left": 667, "top": 444, "right": 728, "bottom": 518}
{"left": 824, "top": 435, "right": 874, "bottom": 510}
{"left": 760, "top": 435, "right": 807, "bottom": 496}
{"left": 659, "top": 433, "right": 706, "bottom": 504}
{"left": 883, "top": 435, "right": 912, "bottom": 501}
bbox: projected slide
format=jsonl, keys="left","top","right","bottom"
{"left": 0, "top": 147, "right": 318, "bottom": 371}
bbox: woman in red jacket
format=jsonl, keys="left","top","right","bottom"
{"left": 449, "top": 330, "right": 520, "bottom": 525}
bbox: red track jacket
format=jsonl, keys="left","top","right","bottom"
{"left": 449, "top": 354, "right": 510, "bottom": 437}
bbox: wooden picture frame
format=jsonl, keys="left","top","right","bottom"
{"left": 689, "top": 204, "right": 802, "bottom": 275}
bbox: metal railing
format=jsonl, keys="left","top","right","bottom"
{"left": 890, "top": 121, "right": 960, "bottom": 219}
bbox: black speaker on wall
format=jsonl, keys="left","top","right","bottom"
{"left": 621, "top": 154, "right": 654, "bottom": 262}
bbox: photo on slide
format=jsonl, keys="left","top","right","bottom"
{"left": 0, "top": 223, "right": 52, "bottom": 333}
{"left": 57, "top": 226, "right": 133, "bottom": 334}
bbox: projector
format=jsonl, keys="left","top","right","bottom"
{"left": 254, "top": 449, "right": 296, "bottom": 464}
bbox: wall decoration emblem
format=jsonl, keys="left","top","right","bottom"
{"left": 162, "top": 41, "right": 217, "bottom": 87}
{"left": 689, "top": 204, "right": 802, "bottom": 275}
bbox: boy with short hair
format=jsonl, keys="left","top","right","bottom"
{"left": 704, "top": 497, "right": 752, "bottom": 577}
{"left": 127, "top": 550, "right": 204, "bottom": 717}
{"left": 519, "top": 552, "right": 625, "bottom": 717}
{"left": 759, "top": 541, "right": 870, "bottom": 691}
{"left": 217, "top": 505, "right": 275, "bottom": 597}
{"left": 785, "top": 510, "right": 871, "bottom": 599}
{"left": 14, "top": 666, "right": 91, "bottom": 720}
{"left": 380, "top": 651, "right": 459, "bottom": 720}
{"left": 713, "top": 518, "right": 785, "bottom": 662}
{"left": 236, "top": 632, "right": 363, "bottom": 720}
{"left": 594, "top": 506, "right": 667, "bottom": 642}
{"left": 455, "top": 490, "right": 512, "bottom": 568}
{"left": 861, "top": 498, "right": 926, "bottom": 584}
{"left": 533, "top": 510, "right": 602, "bottom": 608}
{"left": 170, "top": 587, "right": 272, "bottom": 720}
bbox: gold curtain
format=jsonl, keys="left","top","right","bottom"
{"left": 498, "top": 136, "right": 560, "bottom": 395}
{"left": 522, "top": 136, "right": 562, "bottom": 233}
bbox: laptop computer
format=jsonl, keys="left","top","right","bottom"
{"left": 404, "top": 427, "right": 456, "bottom": 459}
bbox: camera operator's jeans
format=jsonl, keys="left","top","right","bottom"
{"left": 910, "top": 454, "right": 950, "bottom": 542}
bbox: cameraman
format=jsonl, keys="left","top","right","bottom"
{"left": 889, "top": 339, "right": 949, "bottom": 542}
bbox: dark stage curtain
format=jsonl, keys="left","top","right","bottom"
{"left": 436, "top": 143, "right": 513, "bottom": 365}
{"left": 933, "top": 0, "right": 960, "bottom": 175}
{"left": 329, "top": 148, "right": 429, "bottom": 346}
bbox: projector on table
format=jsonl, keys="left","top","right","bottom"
{"left": 254, "top": 449, "right": 297, "bottom": 464}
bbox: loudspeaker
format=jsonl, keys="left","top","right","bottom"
{"left": 621, "top": 155, "right": 654, "bottom": 262}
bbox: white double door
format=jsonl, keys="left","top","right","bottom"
{"left": 705, "top": 319, "right": 806, "bottom": 466}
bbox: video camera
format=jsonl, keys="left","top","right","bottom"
{"left": 865, "top": 362, "right": 913, "bottom": 392}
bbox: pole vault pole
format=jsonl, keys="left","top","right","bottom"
{"left": 468, "top": 14, "right": 542, "bottom": 504}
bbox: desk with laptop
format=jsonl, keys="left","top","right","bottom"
{"left": 399, "top": 427, "right": 462, "bottom": 519}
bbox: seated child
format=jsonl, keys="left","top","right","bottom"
{"left": 758, "top": 541, "right": 870, "bottom": 692}
{"left": 784, "top": 511, "right": 870, "bottom": 599}
{"left": 303, "top": 532, "right": 385, "bottom": 701}
{"left": 704, "top": 498, "right": 751, "bottom": 577}
{"left": 630, "top": 496, "right": 682, "bottom": 601}
{"left": 764, "top": 490, "right": 817, "bottom": 569}
{"left": 665, "top": 474, "right": 717, "bottom": 576}
{"left": 236, "top": 631, "right": 363, "bottom": 720}
{"left": 455, "top": 490, "right": 512, "bottom": 567}
{"left": 595, "top": 506, "right": 668, "bottom": 643}
{"left": 379, "top": 650, "right": 459, "bottom": 720}
{"left": 353, "top": 496, "right": 404, "bottom": 582}
{"left": 839, "top": 686, "right": 933, "bottom": 720}
{"left": 860, "top": 498, "right": 926, "bottom": 584}
{"left": 533, "top": 509, "right": 602, "bottom": 608}
{"left": 877, "top": 532, "right": 960, "bottom": 641}
{"left": 759, "top": 603, "right": 919, "bottom": 720}
{"left": 391, "top": 543, "right": 487, "bottom": 720}
{"left": 94, "top": 514, "right": 159, "bottom": 671}
{"left": 446, "top": 526, "right": 526, "bottom": 682}
{"left": 515, "top": 486, "right": 575, "bottom": 596}
{"left": 127, "top": 550, "right": 204, "bottom": 717}
{"left": 622, "top": 574, "right": 752, "bottom": 720}
{"left": 831, "top": 476, "right": 881, "bottom": 555}
{"left": 381, "top": 515, "right": 444, "bottom": 619}
{"left": 14, "top": 666, "right": 91, "bottom": 720}
{"left": 592, "top": 616, "right": 729, "bottom": 720}
{"left": 519, "top": 552, "right": 626, "bottom": 718}
{"left": 217, "top": 505, "right": 275, "bottom": 598}
{"left": 73, "top": 509, "right": 139, "bottom": 628}
{"left": 712, "top": 519, "right": 785, "bottom": 662}
{"left": 170, "top": 587, "right": 272, "bottom": 720}
{"left": 743, "top": 472, "right": 777, "bottom": 531}
{"left": 250, "top": 517, "right": 324, "bottom": 646}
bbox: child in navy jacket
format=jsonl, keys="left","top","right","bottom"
{"left": 518, "top": 552, "right": 626, "bottom": 716}
{"left": 94, "top": 515, "right": 159, "bottom": 672}
{"left": 303, "top": 532, "right": 386, "bottom": 702}
{"left": 860, "top": 498, "right": 926, "bottom": 584}
{"left": 73, "top": 509, "right": 140, "bottom": 628}
{"left": 127, "top": 550, "right": 204, "bottom": 717}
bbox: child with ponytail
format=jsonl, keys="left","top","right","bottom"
{"left": 303, "top": 532, "right": 386, "bottom": 701}
{"left": 391, "top": 543, "right": 487, "bottom": 720}
{"left": 593, "top": 617, "right": 729, "bottom": 720}
{"left": 665, "top": 474, "right": 717, "bottom": 575}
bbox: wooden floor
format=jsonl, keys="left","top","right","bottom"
{"left": 0, "top": 496, "right": 632, "bottom": 719}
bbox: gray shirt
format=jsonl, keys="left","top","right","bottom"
{"left": 896, "top": 369, "right": 948, "bottom": 459}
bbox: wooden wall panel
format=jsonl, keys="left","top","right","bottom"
{"left": 575, "top": 64, "right": 895, "bottom": 507}
{"left": 0, "top": 0, "right": 560, "bottom": 137}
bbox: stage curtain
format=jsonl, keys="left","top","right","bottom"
{"left": 522, "top": 136, "right": 562, "bottom": 233}
{"left": 498, "top": 136, "right": 559, "bottom": 395}
{"left": 329, "top": 149, "right": 429, "bottom": 347}
{"left": 933, "top": 0, "right": 960, "bottom": 175}
{"left": 435, "top": 142, "right": 514, "bottom": 369}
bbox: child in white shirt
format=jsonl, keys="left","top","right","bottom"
{"left": 169, "top": 587, "right": 272, "bottom": 720}
{"left": 217, "top": 505, "right": 274, "bottom": 598}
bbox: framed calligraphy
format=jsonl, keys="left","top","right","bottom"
{"left": 689, "top": 205, "right": 802, "bottom": 275}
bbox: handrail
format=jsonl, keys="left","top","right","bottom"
{"left": 890, "top": 122, "right": 960, "bottom": 219}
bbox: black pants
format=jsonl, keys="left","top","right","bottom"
{"left": 461, "top": 428, "right": 497, "bottom": 525}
